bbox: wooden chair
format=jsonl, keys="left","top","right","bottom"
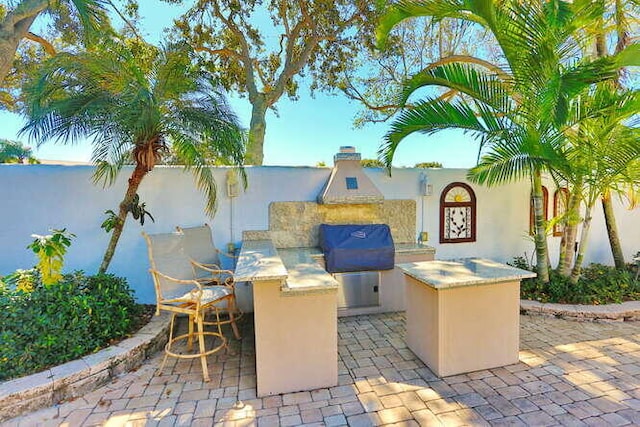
{"left": 176, "top": 224, "right": 242, "bottom": 338}
{"left": 142, "top": 230, "right": 239, "bottom": 382}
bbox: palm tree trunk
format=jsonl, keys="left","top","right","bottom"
{"left": 245, "top": 97, "right": 268, "bottom": 165}
{"left": 532, "top": 170, "right": 550, "bottom": 283}
{"left": 99, "top": 163, "right": 149, "bottom": 273}
{"left": 601, "top": 190, "right": 626, "bottom": 269}
{"left": 570, "top": 202, "right": 594, "bottom": 284}
{"left": 0, "top": 0, "right": 48, "bottom": 84}
{"left": 557, "top": 183, "right": 582, "bottom": 276}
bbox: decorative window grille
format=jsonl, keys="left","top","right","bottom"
{"left": 553, "top": 187, "right": 569, "bottom": 236}
{"left": 440, "top": 182, "right": 476, "bottom": 243}
{"left": 529, "top": 186, "right": 549, "bottom": 235}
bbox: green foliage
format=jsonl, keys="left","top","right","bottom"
{"left": 127, "top": 193, "right": 154, "bottom": 226}
{"left": 0, "top": 271, "right": 142, "bottom": 381}
{"left": 520, "top": 263, "right": 640, "bottom": 305}
{"left": 376, "top": 1, "right": 635, "bottom": 284}
{"left": 360, "top": 158, "right": 385, "bottom": 168}
{"left": 27, "top": 229, "right": 75, "bottom": 286}
{"left": 415, "top": 161, "right": 442, "bottom": 168}
{"left": 0, "top": 0, "right": 115, "bottom": 108}
{"left": 100, "top": 210, "right": 121, "bottom": 233}
{"left": 0, "top": 139, "right": 38, "bottom": 163}
{"left": 508, "top": 255, "right": 532, "bottom": 271}
{"left": 2, "top": 268, "right": 38, "bottom": 293}
{"left": 20, "top": 39, "right": 246, "bottom": 273}
{"left": 173, "top": 0, "right": 379, "bottom": 163}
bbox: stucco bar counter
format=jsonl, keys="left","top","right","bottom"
{"left": 397, "top": 258, "right": 536, "bottom": 377}
{"left": 235, "top": 239, "right": 338, "bottom": 397}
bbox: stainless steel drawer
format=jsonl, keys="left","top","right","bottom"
{"left": 333, "top": 271, "right": 380, "bottom": 309}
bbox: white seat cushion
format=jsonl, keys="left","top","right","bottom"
{"left": 173, "top": 286, "right": 232, "bottom": 305}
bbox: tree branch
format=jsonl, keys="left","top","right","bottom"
{"left": 25, "top": 31, "right": 56, "bottom": 55}
{"left": 195, "top": 45, "right": 245, "bottom": 61}
{"left": 270, "top": 3, "right": 319, "bottom": 104}
{"left": 210, "top": 2, "right": 259, "bottom": 99}
{"left": 2, "top": 0, "right": 48, "bottom": 29}
{"left": 105, "top": 0, "right": 141, "bottom": 40}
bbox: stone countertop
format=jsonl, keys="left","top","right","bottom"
{"left": 397, "top": 257, "right": 537, "bottom": 290}
{"left": 235, "top": 242, "right": 337, "bottom": 295}
{"left": 278, "top": 248, "right": 338, "bottom": 295}
{"left": 234, "top": 239, "right": 288, "bottom": 282}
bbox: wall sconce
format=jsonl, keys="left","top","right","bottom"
{"left": 226, "top": 169, "right": 239, "bottom": 198}
{"left": 420, "top": 173, "right": 433, "bottom": 196}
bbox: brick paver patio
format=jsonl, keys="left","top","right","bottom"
{"left": 4, "top": 313, "right": 640, "bottom": 426}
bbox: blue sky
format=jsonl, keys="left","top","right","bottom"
{"left": 0, "top": 2, "right": 480, "bottom": 168}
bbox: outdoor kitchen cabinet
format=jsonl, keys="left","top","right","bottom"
{"left": 398, "top": 258, "right": 536, "bottom": 377}
{"left": 235, "top": 239, "right": 338, "bottom": 397}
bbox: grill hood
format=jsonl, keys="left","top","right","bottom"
{"left": 317, "top": 146, "right": 384, "bottom": 204}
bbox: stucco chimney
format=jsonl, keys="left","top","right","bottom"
{"left": 317, "top": 146, "right": 384, "bottom": 204}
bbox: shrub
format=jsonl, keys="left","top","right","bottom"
{"left": 0, "top": 272, "right": 142, "bottom": 381}
{"left": 519, "top": 261, "right": 640, "bottom": 305}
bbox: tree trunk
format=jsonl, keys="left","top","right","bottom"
{"left": 557, "top": 183, "right": 582, "bottom": 276}
{"left": 0, "top": 0, "right": 48, "bottom": 84}
{"left": 570, "top": 203, "right": 594, "bottom": 284}
{"left": 245, "top": 97, "right": 268, "bottom": 165}
{"left": 532, "top": 170, "right": 550, "bottom": 283}
{"left": 99, "top": 163, "right": 149, "bottom": 273}
{"left": 601, "top": 190, "right": 626, "bottom": 269}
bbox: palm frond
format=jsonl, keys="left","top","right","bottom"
{"left": 376, "top": 0, "right": 487, "bottom": 49}
{"left": 399, "top": 61, "right": 513, "bottom": 113}
{"left": 169, "top": 132, "right": 218, "bottom": 215}
{"left": 68, "top": 0, "right": 112, "bottom": 36}
{"left": 92, "top": 159, "right": 125, "bottom": 188}
{"left": 379, "top": 97, "right": 500, "bottom": 167}
{"left": 469, "top": 128, "right": 568, "bottom": 186}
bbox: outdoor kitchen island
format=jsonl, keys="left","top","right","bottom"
{"left": 398, "top": 258, "right": 536, "bottom": 377}
{"left": 234, "top": 238, "right": 339, "bottom": 397}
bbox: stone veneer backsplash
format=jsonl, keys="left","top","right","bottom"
{"left": 268, "top": 200, "right": 416, "bottom": 248}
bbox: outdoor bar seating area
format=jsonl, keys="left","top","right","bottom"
{"left": 141, "top": 147, "right": 536, "bottom": 397}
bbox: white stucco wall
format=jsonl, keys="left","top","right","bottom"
{"left": 1, "top": 164, "right": 638, "bottom": 305}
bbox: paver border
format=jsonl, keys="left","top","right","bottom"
{"left": 0, "top": 313, "right": 170, "bottom": 422}
{"left": 521, "top": 299, "right": 640, "bottom": 321}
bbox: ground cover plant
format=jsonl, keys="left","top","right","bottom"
{"left": 0, "top": 271, "right": 151, "bottom": 381}
{"left": 511, "top": 256, "right": 640, "bottom": 305}
{"left": 0, "top": 230, "right": 153, "bottom": 382}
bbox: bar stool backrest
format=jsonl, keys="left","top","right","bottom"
{"left": 142, "top": 231, "right": 194, "bottom": 301}
{"left": 178, "top": 224, "right": 221, "bottom": 272}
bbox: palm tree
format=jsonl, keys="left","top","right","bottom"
{"left": 0, "top": 138, "right": 38, "bottom": 163}
{"left": 21, "top": 40, "right": 246, "bottom": 273}
{"left": 376, "top": 0, "right": 637, "bottom": 283}
{"left": 561, "top": 86, "right": 640, "bottom": 283}
{"left": 589, "top": 0, "right": 640, "bottom": 269}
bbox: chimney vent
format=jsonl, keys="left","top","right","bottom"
{"left": 317, "top": 147, "right": 384, "bottom": 204}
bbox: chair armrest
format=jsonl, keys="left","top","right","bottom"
{"left": 150, "top": 269, "right": 204, "bottom": 299}
{"left": 190, "top": 260, "right": 235, "bottom": 288}
{"left": 190, "top": 260, "right": 234, "bottom": 276}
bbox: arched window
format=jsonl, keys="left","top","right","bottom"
{"left": 553, "top": 187, "right": 569, "bottom": 237}
{"left": 440, "top": 182, "right": 476, "bottom": 243}
{"left": 529, "top": 186, "right": 549, "bottom": 235}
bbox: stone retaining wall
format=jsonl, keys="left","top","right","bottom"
{"left": 520, "top": 300, "right": 640, "bottom": 322}
{"left": 0, "top": 314, "right": 170, "bottom": 422}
